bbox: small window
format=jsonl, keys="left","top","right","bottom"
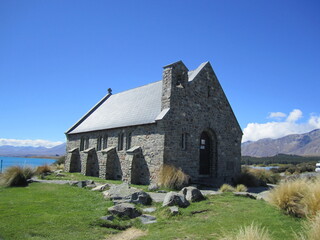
{"left": 181, "top": 133, "right": 187, "bottom": 150}
{"left": 80, "top": 137, "right": 85, "bottom": 151}
{"left": 126, "top": 132, "right": 132, "bottom": 150}
{"left": 207, "top": 86, "right": 210, "bottom": 97}
{"left": 176, "top": 74, "right": 182, "bottom": 86}
{"left": 85, "top": 137, "right": 89, "bottom": 149}
{"left": 103, "top": 134, "right": 108, "bottom": 149}
{"left": 97, "top": 136, "right": 103, "bottom": 151}
{"left": 118, "top": 133, "right": 124, "bottom": 150}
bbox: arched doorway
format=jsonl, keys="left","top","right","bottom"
{"left": 199, "top": 131, "right": 215, "bottom": 175}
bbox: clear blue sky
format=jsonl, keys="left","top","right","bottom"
{"left": 1, "top": 0, "right": 319, "bottom": 146}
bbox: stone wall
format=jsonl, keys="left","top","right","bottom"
{"left": 160, "top": 61, "right": 242, "bottom": 186}
{"left": 65, "top": 124, "right": 165, "bottom": 184}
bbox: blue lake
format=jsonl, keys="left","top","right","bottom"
{"left": 0, "top": 156, "right": 56, "bottom": 172}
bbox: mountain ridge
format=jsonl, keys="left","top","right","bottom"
{"left": 0, "top": 143, "right": 66, "bottom": 157}
{"left": 242, "top": 129, "right": 320, "bottom": 157}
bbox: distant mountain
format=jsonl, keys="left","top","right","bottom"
{"left": 0, "top": 143, "right": 66, "bottom": 157}
{"left": 242, "top": 129, "right": 320, "bottom": 157}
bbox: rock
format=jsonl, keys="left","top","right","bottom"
{"left": 138, "top": 214, "right": 157, "bottom": 224}
{"left": 256, "top": 191, "right": 270, "bottom": 201}
{"left": 148, "top": 183, "right": 159, "bottom": 191}
{"left": 85, "top": 184, "right": 96, "bottom": 189}
{"left": 162, "top": 192, "right": 190, "bottom": 208}
{"left": 70, "top": 180, "right": 96, "bottom": 188}
{"left": 157, "top": 190, "right": 167, "bottom": 193}
{"left": 54, "top": 170, "right": 63, "bottom": 174}
{"left": 108, "top": 203, "right": 141, "bottom": 219}
{"left": 130, "top": 191, "right": 152, "bottom": 205}
{"left": 55, "top": 173, "right": 66, "bottom": 177}
{"left": 92, "top": 183, "right": 111, "bottom": 192}
{"left": 103, "top": 182, "right": 152, "bottom": 205}
{"left": 143, "top": 207, "right": 156, "bottom": 213}
{"left": 169, "top": 206, "right": 179, "bottom": 215}
{"left": 179, "top": 186, "right": 205, "bottom": 202}
{"left": 103, "top": 183, "right": 137, "bottom": 199}
{"left": 233, "top": 192, "right": 257, "bottom": 199}
{"left": 100, "top": 215, "right": 114, "bottom": 221}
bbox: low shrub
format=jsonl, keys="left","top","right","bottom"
{"left": 219, "top": 184, "right": 235, "bottom": 192}
{"left": 236, "top": 167, "right": 280, "bottom": 187}
{"left": 301, "top": 178, "right": 320, "bottom": 216}
{"left": 157, "top": 164, "right": 190, "bottom": 190}
{"left": 36, "top": 164, "right": 52, "bottom": 175}
{"left": 220, "top": 223, "right": 272, "bottom": 240}
{"left": 0, "top": 166, "right": 35, "bottom": 187}
{"left": 267, "top": 178, "right": 320, "bottom": 217}
{"left": 235, "top": 184, "right": 248, "bottom": 192}
{"left": 295, "top": 213, "right": 320, "bottom": 240}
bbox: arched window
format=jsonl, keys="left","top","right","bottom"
{"left": 80, "top": 137, "right": 85, "bottom": 151}
{"left": 118, "top": 133, "right": 124, "bottom": 150}
{"left": 97, "top": 136, "right": 103, "bottom": 151}
{"left": 103, "top": 134, "right": 108, "bottom": 149}
{"left": 85, "top": 137, "right": 89, "bottom": 149}
{"left": 126, "top": 132, "right": 132, "bottom": 150}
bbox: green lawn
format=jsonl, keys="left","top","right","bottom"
{"left": 0, "top": 181, "right": 304, "bottom": 240}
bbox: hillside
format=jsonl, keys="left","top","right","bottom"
{"left": 0, "top": 143, "right": 66, "bottom": 157}
{"left": 242, "top": 129, "right": 320, "bottom": 157}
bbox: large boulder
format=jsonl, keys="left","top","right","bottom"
{"left": 108, "top": 203, "right": 141, "bottom": 219}
{"left": 162, "top": 192, "right": 190, "bottom": 208}
{"left": 92, "top": 183, "right": 111, "bottom": 192}
{"left": 130, "top": 191, "right": 152, "bottom": 205}
{"left": 103, "top": 182, "right": 152, "bottom": 205}
{"left": 179, "top": 186, "right": 205, "bottom": 202}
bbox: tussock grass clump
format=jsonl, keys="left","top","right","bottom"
{"left": 295, "top": 213, "right": 320, "bottom": 240}
{"left": 267, "top": 178, "right": 320, "bottom": 217}
{"left": 158, "top": 164, "right": 190, "bottom": 190}
{"left": 220, "top": 223, "right": 272, "bottom": 240}
{"left": 301, "top": 178, "right": 320, "bottom": 216}
{"left": 0, "top": 166, "right": 35, "bottom": 187}
{"left": 36, "top": 164, "right": 52, "bottom": 175}
{"left": 235, "top": 184, "right": 248, "bottom": 192}
{"left": 236, "top": 167, "right": 280, "bottom": 187}
{"left": 219, "top": 184, "right": 235, "bottom": 192}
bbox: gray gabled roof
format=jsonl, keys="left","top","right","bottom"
{"left": 67, "top": 62, "right": 209, "bottom": 134}
{"left": 67, "top": 81, "right": 163, "bottom": 134}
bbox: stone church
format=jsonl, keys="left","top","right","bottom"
{"left": 65, "top": 60, "right": 242, "bottom": 186}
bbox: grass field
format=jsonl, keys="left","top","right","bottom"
{"left": 0, "top": 179, "right": 305, "bottom": 240}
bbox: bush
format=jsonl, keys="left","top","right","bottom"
{"left": 220, "top": 223, "right": 272, "bottom": 240}
{"left": 267, "top": 178, "right": 320, "bottom": 217}
{"left": 157, "top": 164, "right": 190, "bottom": 190}
{"left": 219, "top": 184, "right": 235, "bottom": 192}
{"left": 235, "top": 184, "right": 248, "bottom": 192}
{"left": 295, "top": 213, "right": 320, "bottom": 240}
{"left": 236, "top": 167, "right": 280, "bottom": 187}
{"left": 0, "top": 166, "right": 35, "bottom": 187}
{"left": 36, "top": 164, "right": 52, "bottom": 175}
{"left": 301, "top": 178, "right": 320, "bottom": 216}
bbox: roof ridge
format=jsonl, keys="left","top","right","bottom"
{"left": 112, "top": 80, "right": 162, "bottom": 96}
